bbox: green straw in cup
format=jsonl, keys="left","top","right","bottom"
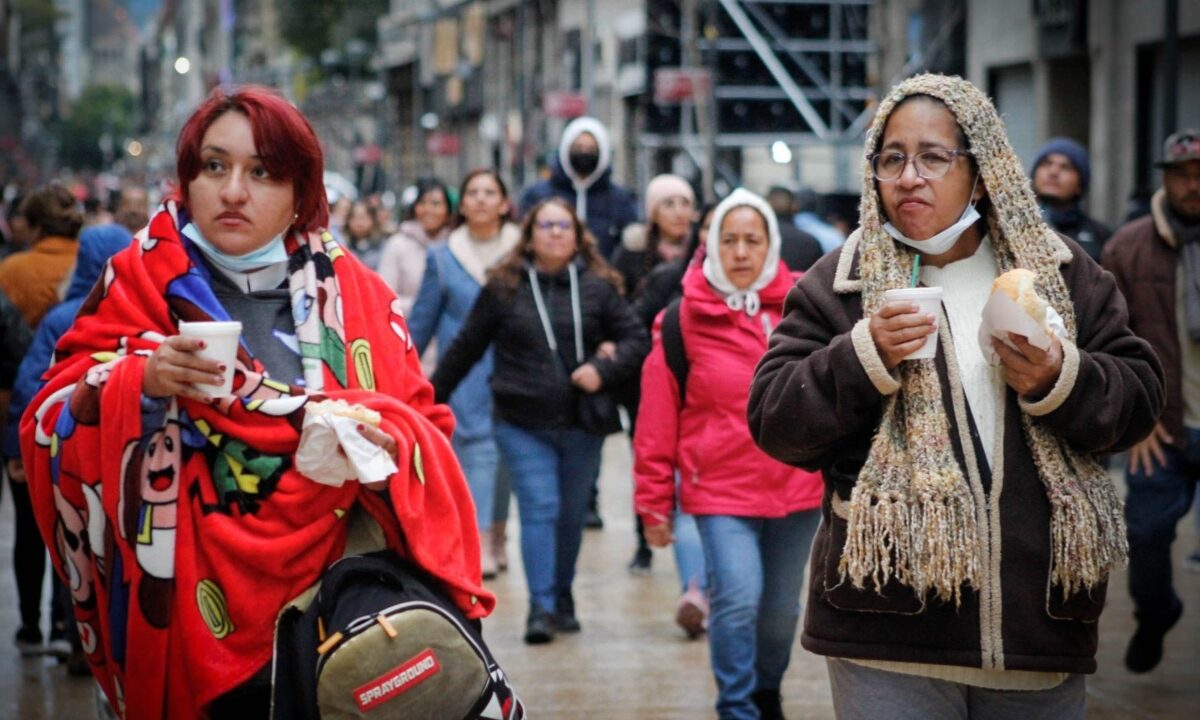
{"left": 910, "top": 254, "right": 921, "bottom": 287}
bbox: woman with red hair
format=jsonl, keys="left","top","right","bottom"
{"left": 19, "top": 86, "right": 493, "bottom": 718}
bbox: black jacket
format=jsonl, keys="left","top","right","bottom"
{"left": 631, "top": 258, "right": 688, "bottom": 329}
{"left": 610, "top": 245, "right": 661, "bottom": 302}
{"left": 1041, "top": 203, "right": 1113, "bottom": 262}
{"left": 777, "top": 213, "right": 824, "bottom": 271}
{"left": 433, "top": 259, "right": 649, "bottom": 431}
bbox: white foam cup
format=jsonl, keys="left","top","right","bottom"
{"left": 882, "top": 287, "right": 943, "bottom": 361}
{"left": 177, "top": 321, "right": 243, "bottom": 397}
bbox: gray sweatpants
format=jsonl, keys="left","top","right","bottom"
{"left": 826, "top": 658, "right": 1086, "bottom": 720}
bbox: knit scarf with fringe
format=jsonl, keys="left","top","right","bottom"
{"left": 841, "top": 73, "right": 1127, "bottom": 607}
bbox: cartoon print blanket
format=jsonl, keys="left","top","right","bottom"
{"left": 20, "top": 202, "right": 489, "bottom": 719}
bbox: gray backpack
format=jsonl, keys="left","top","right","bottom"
{"left": 272, "top": 551, "right": 524, "bottom": 720}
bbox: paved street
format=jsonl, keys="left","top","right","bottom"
{"left": 0, "top": 438, "right": 1196, "bottom": 718}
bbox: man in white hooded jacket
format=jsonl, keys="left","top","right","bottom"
{"left": 518, "top": 116, "right": 638, "bottom": 259}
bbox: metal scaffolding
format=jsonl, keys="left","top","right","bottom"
{"left": 642, "top": 0, "right": 875, "bottom": 190}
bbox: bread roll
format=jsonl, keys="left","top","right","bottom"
{"left": 992, "top": 269, "right": 1048, "bottom": 328}
{"left": 306, "top": 398, "right": 382, "bottom": 427}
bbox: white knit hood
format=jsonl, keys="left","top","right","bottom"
{"left": 557, "top": 116, "right": 613, "bottom": 221}
{"left": 702, "top": 188, "right": 782, "bottom": 316}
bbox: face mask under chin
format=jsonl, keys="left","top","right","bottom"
{"left": 883, "top": 174, "right": 982, "bottom": 256}
{"left": 181, "top": 222, "right": 290, "bottom": 272}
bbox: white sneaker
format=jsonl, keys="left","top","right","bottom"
{"left": 46, "top": 637, "right": 71, "bottom": 659}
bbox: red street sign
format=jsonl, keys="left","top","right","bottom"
{"left": 426, "top": 132, "right": 461, "bottom": 156}
{"left": 543, "top": 91, "right": 588, "bottom": 119}
{"left": 653, "top": 68, "right": 712, "bottom": 105}
{"left": 354, "top": 144, "right": 383, "bottom": 163}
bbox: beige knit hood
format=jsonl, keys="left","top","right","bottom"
{"left": 842, "top": 73, "right": 1126, "bottom": 607}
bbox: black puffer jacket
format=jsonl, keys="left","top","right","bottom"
{"left": 433, "top": 258, "right": 649, "bottom": 431}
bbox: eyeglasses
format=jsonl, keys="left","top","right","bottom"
{"left": 869, "top": 149, "right": 972, "bottom": 181}
{"left": 535, "top": 219, "right": 573, "bottom": 232}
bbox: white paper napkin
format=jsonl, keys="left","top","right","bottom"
{"left": 978, "top": 291, "right": 1068, "bottom": 365}
{"left": 295, "top": 411, "right": 399, "bottom": 487}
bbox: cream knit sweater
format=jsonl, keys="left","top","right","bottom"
{"left": 921, "top": 235, "right": 1002, "bottom": 470}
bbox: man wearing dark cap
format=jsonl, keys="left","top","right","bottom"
{"left": 1102, "top": 128, "right": 1200, "bottom": 674}
{"left": 1031, "top": 137, "right": 1112, "bottom": 261}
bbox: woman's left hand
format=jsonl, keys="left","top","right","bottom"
{"left": 571, "top": 363, "right": 604, "bottom": 393}
{"left": 992, "top": 332, "right": 1063, "bottom": 399}
{"left": 350, "top": 423, "right": 398, "bottom": 492}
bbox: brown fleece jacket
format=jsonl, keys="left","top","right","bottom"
{"left": 1102, "top": 189, "right": 1187, "bottom": 448}
{"left": 748, "top": 232, "right": 1162, "bottom": 673}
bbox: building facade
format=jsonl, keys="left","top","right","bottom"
{"left": 376, "top": 0, "right": 888, "bottom": 204}
{"left": 967, "top": 0, "right": 1200, "bottom": 224}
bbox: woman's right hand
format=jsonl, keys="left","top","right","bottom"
{"left": 644, "top": 521, "right": 674, "bottom": 547}
{"left": 869, "top": 301, "right": 937, "bottom": 369}
{"left": 143, "top": 335, "right": 225, "bottom": 402}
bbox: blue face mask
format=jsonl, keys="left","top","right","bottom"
{"left": 181, "top": 222, "right": 289, "bottom": 272}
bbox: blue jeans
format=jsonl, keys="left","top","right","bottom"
{"left": 1126, "top": 426, "right": 1200, "bottom": 615}
{"left": 696, "top": 511, "right": 821, "bottom": 720}
{"left": 674, "top": 507, "right": 707, "bottom": 593}
{"left": 452, "top": 434, "right": 498, "bottom": 531}
{"left": 494, "top": 421, "right": 604, "bottom": 612}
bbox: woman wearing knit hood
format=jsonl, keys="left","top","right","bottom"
{"left": 636, "top": 188, "right": 822, "bottom": 719}
{"left": 749, "top": 74, "right": 1163, "bottom": 718}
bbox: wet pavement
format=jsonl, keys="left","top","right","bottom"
{"left": 0, "top": 438, "right": 1196, "bottom": 718}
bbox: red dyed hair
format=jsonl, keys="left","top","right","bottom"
{"left": 175, "top": 85, "right": 329, "bottom": 232}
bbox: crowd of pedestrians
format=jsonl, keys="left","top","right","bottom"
{"left": 0, "top": 75, "right": 1195, "bottom": 720}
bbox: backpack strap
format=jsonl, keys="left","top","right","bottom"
{"left": 661, "top": 297, "right": 688, "bottom": 405}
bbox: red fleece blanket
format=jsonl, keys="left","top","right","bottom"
{"left": 21, "top": 203, "right": 490, "bottom": 719}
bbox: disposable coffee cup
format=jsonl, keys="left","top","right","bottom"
{"left": 177, "top": 321, "right": 242, "bottom": 397}
{"left": 882, "top": 287, "right": 943, "bottom": 361}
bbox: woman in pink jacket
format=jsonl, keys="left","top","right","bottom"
{"left": 635, "top": 188, "right": 822, "bottom": 720}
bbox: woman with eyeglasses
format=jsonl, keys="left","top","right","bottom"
{"left": 749, "top": 75, "right": 1162, "bottom": 720}
{"left": 433, "top": 197, "right": 649, "bottom": 644}
{"left": 408, "top": 169, "right": 520, "bottom": 579}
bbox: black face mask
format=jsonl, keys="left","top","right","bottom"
{"left": 569, "top": 150, "right": 600, "bottom": 177}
